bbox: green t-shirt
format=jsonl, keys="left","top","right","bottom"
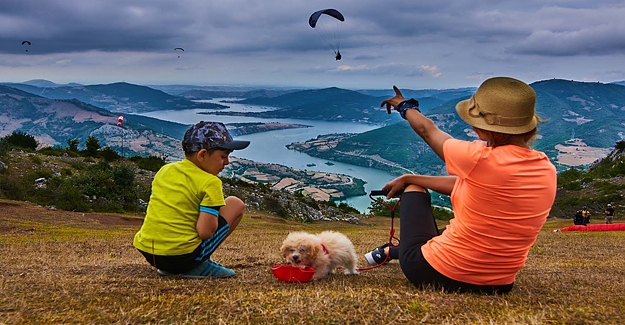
{"left": 133, "top": 159, "right": 226, "bottom": 256}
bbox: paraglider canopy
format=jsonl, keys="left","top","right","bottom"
{"left": 22, "top": 40, "right": 31, "bottom": 52}
{"left": 308, "top": 9, "right": 344, "bottom": 28}
{"left": 174, "top": 47, "right": 184, "bottom": 58}
{"left": 309, "top": 9, "right": 344, "bottom": 60}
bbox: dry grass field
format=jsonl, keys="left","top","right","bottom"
{"left": 1, "top": 199, "right": 624, "bottom": 324}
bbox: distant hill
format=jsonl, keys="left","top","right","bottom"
{"left": 0, "top": 85, "right": 187, "bottom": 158}
{"left": 216, "top": 87, "right": 401, "bottom": 124}
{"left": 149, "top": 84, "right": 305, "bottom": 96}
{"left": 0, "top": 85, "right": 308, "bottom": 159}
{"left": 206, "top": 87, "right": 474, "bottom": 125}
{"left": 179, "top": 89, "right": 299, "bottom": 100}
{"left": 356, "top": 87, "right": 476, "bottom": 102}
{"left": 0, "top": 81, "right": 227, "bottom": 113}
{"left": 21, "top": 79, "right": 83, "bottom": 88}
{"left": 305, "top": 79, "right": 625, "bottom": 175}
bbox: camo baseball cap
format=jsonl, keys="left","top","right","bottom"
{"left": 182, "top": 121, "right": 250, "bottom": 153}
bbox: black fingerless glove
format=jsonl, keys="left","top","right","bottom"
{"left": 397, "top": 98, "right": 420, "bottom": 119}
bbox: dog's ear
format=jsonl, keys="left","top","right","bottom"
{"left": 280, "top": 244, "right": 288, "bottom": 258}
{"left": 309, "top": 243, "right": 320, "bottom": 258}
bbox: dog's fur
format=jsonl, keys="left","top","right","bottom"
{"left": 280, "top": 230, "right": 359, "bottom": 280}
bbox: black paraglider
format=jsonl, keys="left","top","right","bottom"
{"left": 309, "top": 9, "right": 344, "bottom": 60}
{"left": 22, "top": 40, "right": 31, "bottom": 52}
{"left": 174, "top": 47, "right": 184, "bottom": 58}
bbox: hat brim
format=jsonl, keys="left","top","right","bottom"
{"left": 217, "top": 140, "right": 250, "bottom": 150}
{"left": 455, "top": 98, "right": 537, "bottom": 135}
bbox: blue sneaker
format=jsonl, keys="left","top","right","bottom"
{"left": 182, "top": 259, "right": 235, "bottom": 278}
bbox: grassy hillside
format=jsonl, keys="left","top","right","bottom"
{"left": 552, "top": 141, "right": 625, "bottom": 218}
{"left": 1, "top": 199, "right": 624, "bottom": 324}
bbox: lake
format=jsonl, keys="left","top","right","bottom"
{"left": 139, "top": 99, "right": 399, "bottom": 213}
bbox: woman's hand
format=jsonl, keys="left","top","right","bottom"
{"left": 381, "top": 175, "right": 407, "bottom": 199}
{"left": 380, "top": 86, "right": 406, "bottom": 114}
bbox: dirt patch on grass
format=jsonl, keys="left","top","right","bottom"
{"left": 555, "top": 138, "right": 611, "bottom": 166}
{"left": 0, "top": 199, "right": 143, "bottom": 227}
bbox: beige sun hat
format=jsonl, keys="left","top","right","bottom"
{"left": 455, "top": 77, "right": 537, "bottom": 134}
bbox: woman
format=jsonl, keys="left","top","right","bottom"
{"left": 365, "top": 77, "right": 557, "bottom": 293}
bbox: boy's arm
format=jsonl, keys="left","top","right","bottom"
{"left": 196, "top": 207, "right": 220, "bottom": 240}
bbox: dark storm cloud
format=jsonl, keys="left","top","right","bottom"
{"left": 3, "top": 0, "right": 623, "bottom": 58}
{"left": 1, "top": 0, "right": 194, "bottom": 54}
{"left": 2, "top": 0, "right": 625, "bottom": 88}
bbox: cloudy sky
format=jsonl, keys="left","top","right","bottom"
{"left": 1, "top": 0, "right": 624, "bottom": 90}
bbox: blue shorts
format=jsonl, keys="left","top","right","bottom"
{"left": 138, "top": 214, "right": 230, "bottom": 274}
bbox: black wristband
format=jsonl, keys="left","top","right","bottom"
{"left": 397, "top": 98, "right": 420, "bottom": 119}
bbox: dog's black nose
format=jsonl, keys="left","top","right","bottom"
{"left": 292, "top": 255, "right": 299, "bottom": 261}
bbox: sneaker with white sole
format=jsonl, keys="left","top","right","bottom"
{"left": 156, "top": 260, "right": 235, "bottom": 278}
{"left": 364, "top": 243, "right": 390, "bottom": 266}
{"left": 182, "top": 259, "right": 235, "bottom": 278}
{"left": 157, "top": 269, "right": 173, "bottom": 276}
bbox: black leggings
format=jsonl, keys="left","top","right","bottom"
{"left": 392, "top": 191, "right": 513, "bottom": 294}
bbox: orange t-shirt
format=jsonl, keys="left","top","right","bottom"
{"left": 421, "top": 139, "right": 556, "bottom": 285}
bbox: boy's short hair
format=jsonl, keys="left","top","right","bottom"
{"left": 182, "top": 121, "right": 250, "bottom": 154}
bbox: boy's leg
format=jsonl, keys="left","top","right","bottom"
{"left": 183, "top": 197, "right": 245, "bottom": 278}
{"left": 219, "top": 196, "right": 245, "bottom": 236}
{"left": 178, "top": 215, "right": 235, "bottom": 278}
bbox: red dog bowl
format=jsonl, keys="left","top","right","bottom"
{"left": 271, "top": 265, "right": 316, "bottom": 283}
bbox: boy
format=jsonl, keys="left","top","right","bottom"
{"left": 134, "top": 121, "right": 249, "bottom": 278}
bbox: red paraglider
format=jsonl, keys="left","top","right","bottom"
{"left": 553, "top": 223, "right": 625, "bottom": 232}
{"left": 117, "top": 114, "right": 124, "bottom": 127}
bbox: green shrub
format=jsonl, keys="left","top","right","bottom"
{"left": 29, "top": 155, "right": 44, "bottom": 165}
{"left": 562, "top": 182, "right": 582, "bottom": 191}
{"left": 0, "top": 175, "right": 28, "bottom": 200}
{"left": 100, "top": 147, "right": 121, "bottom": 162}
{"left": 130, "top": 154, "right": 167, "bottom": 172}
{"left": 3, "top": 131, "right": 38, "bottom": 150}
{"left": 37, "top": 147, "right": 65, "bottom": 156}
{"left": 56, "top": 182, "right": 92, "bottom": 212}
{"left": 70, "top": 162, "right": 86, "bottom": 170}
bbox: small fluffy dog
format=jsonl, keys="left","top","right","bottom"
{"left": 280, "top": 230, "right": 359, "bottom": 280}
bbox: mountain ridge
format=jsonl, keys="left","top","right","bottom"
{"left": 287, "top": 79, "right": 625, "bottom": 175}
{"left": 1, "top": 81, "right": 227, "bottom": 114}
{"left": 2, "top": 78, "right": 624, "bottom": 173}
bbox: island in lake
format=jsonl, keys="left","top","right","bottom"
{"left": 222, "top": 157, "right": 366, "bottom": 202}
{"left": 225, "top": 122, "right": 312, "bottom": 136}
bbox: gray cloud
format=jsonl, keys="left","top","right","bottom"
{"left": 1, "top": 0, "right": 624, "bottom": 88}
